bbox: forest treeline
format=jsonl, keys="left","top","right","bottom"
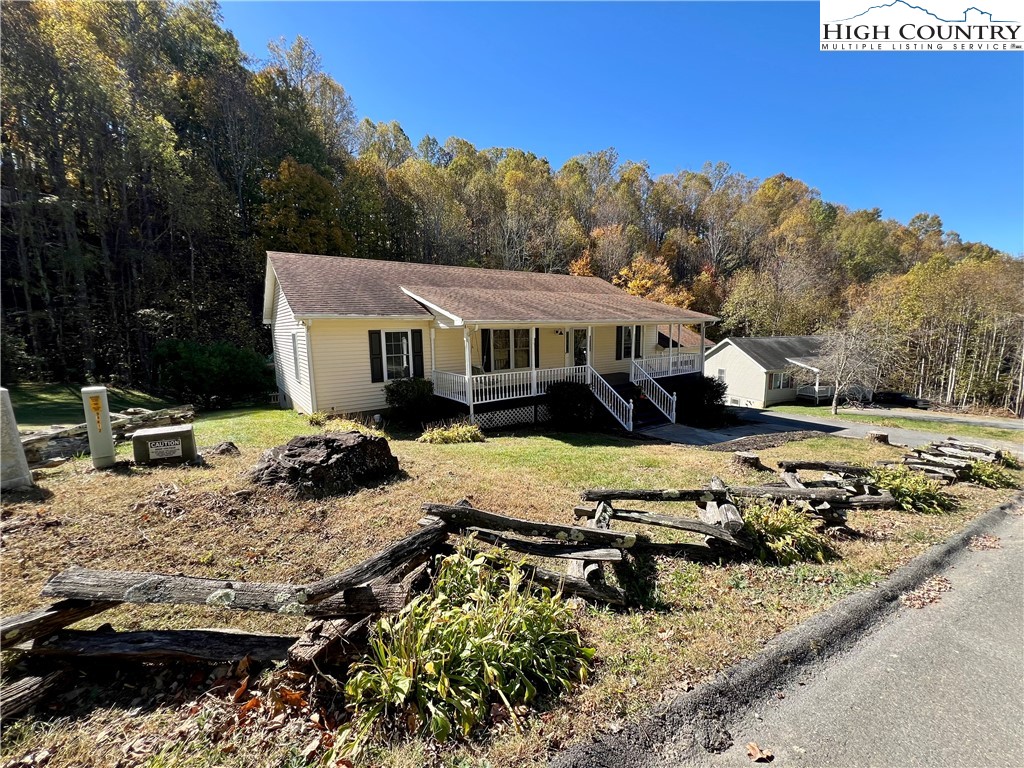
{"left": 2, "top": 1, "right": 1021, "bottom": 412}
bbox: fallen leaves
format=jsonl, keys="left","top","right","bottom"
{"left": 746, "top": 741, "right": 775, "bottom": 762}
{"left": 967, "top": 534, "right": 1001, "bottom": 551}
{"left": 901, "top": 576, "right": 953, "bottom": 608}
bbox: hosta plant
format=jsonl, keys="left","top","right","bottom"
{"left": 340, "top": 548, "right": 593, "bottom": 755}
{"left": 741, "top": 500, "right": 834, "bottom": 566}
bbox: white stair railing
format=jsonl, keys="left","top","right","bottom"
{"left": 587, "top": 367, "right": 633, "bottom": 431}
{"left": 630, "top": 360, "right": 676, "bottom": 423}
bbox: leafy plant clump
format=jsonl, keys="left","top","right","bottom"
{"left": 544, "top": 381, "right": 595, "bottom": 430}
{"left": 342, "top": 549, "right": 593, "bottom": 754}
{"left": 741, "top": 500, "right": 834, "bottom": 565}
{"left": 964, "top": 460, "right": 1018, "bottom": 489}
{"left": 869, "top": 466, "right": 957, "bottom": 514}
{"left": 384, "top": 377, "right": 435, "bottom": 425}
{"left": 417, "top": 421, "right": 485, "bottom": 444}
{"left": 308, "top": 410, "right": 328, "bottom": 427}
{"left": 998, "top": 453, "right": 1022, "bottom": 471}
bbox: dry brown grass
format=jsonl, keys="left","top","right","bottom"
{"left": 1, "top": 409, "right": 1020, "bottom": 768}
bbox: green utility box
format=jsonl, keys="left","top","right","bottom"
{"left": 132, "top": 425, "right": 198, "bottom": 465}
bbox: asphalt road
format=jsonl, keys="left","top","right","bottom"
{"left": 645, "top": 409, "right": 1024, "bottom": 453}
{"left": 685, "top": 512, "right": 1024, "bottom": 768}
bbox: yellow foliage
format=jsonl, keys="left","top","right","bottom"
{"left": 568, "top": 251, "right": 595, "bottom": 276}
{"left": 613, "top": 255, "right": 692, "bottom": 308}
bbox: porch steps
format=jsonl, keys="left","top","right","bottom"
{"left": 610, "top": 382, "right": 670, "bottom": 430}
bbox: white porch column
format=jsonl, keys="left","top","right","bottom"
{"left": 463, "top": 326, "right": 474, "bottom": 420}
{"left": 699, "top": 323, "right": 706, "bottom": 375}
{"left": 429, "top": 327, "right": 436, "bottom": 375}
{"left": 586, "top": 326, "right": 593, "bottom": 383}
{"left": 530, "top": 326, "right": 538, "bottom": 395}
{"left": 815, "top": 372, "right": 821, "bottom": 404}
{"left": 671, "top": 323, "right": 677, "bottom": 374}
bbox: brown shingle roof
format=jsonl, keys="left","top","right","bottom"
{"left": 267, "top": 252, "right": 717, "bottom": 325}
{"left": 657, "top": 325, "right": 713, "bottom": 349}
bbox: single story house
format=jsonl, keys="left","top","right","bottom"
{"left": 263, "top": 252, "right": 717, "bottom": 430}
{"left": 704, "top": 336, "right": 833, "bottom": 408}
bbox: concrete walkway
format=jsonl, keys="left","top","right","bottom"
{"left": 686, "top": 512, "right": 1024, "bottom": 768}
{"left": 644, "top": 409, "right": 1023, "bottom": 453}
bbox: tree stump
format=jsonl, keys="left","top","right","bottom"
{"left": 733, "top": 451, "right": 770, "bottom": 472}
{"left": 866, "top": 431, "right": 890, "bottom": 445}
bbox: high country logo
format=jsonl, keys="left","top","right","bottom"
{"left": 820, "top": 0, "right": 1022, "bottom": 51}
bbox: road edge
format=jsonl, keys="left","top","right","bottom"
{"left": 549, "top": 491, "right": 1024, "bottom": 768}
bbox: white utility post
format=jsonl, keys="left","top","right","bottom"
{"left": 82, "top": 386, "right": 116, "bottom": 469}
{"left": 1, "top": 387, "right": 33, "bottom": 489}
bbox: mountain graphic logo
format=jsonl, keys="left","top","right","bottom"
{"left": 830, "top": 1, "right": 1017, "bottom": 23}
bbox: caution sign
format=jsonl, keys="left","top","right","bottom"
{"left": 89, "top": 395, "right": 103, "bottom": 432}
{"left": 148, "top": 439, "right": 182, "bottom": 459}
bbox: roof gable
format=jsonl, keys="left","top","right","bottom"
{"left": 706, "top": 336, "right": 825, "bottom": 371}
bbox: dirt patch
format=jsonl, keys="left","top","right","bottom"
{"left": 703, "top": 430, "right": 828, "bottom": 452}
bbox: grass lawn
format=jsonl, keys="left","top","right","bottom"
{"left": 1, "top": 406, "right": 1021, "bottom": 768}
{"left": 769, "top": 403, "right": 1022, "bottom": 444}
{"left": 6, "top": 382, "right": 174, "bottom": 430}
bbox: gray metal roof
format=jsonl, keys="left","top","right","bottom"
{"left": 707, "top": 336, "right": 825, "bottom": 371}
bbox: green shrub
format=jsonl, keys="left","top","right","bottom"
{"left": 341, "top": 548, "right": 593, "bottom": 754}
{"left": 152, "top": 339, "right": 273, "bottom": 409}
{"left": 741, "top": 500, "right": 834, "bottom": 565}
{"left": 417, "top": 421, "right": 485, "bottom": 444}
{"left": 869, "top": 466, "right": 957, "bottom": 514}
{"left": 308, "top": 410, "right": 328, "bottom": 427}
{"left": 661, "top": 374, "right": 728, "bottom": 427}
{"left": 383, "top": 377, "right": 434, "bottom": 426}
{"left": 544, "top": 381, "right": 595, "bottom": 430}
{"left": 999, "top": 453, "right": 1022, "bottom": 471}
{"left": 964, "top": 460, "right": 1018, "bottom": 489}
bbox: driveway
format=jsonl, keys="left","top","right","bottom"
{"left": 644, "top": 409, "right": 1023, "bottom": 453}
{"left": 682, "top": 511, "right": 1024, "bottom": 768}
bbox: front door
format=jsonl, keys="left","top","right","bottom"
{"left": 570, "top": 328, "right": 588, "bottom": 367}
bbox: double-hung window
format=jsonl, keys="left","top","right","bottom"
{"left": 490, "top": 328, "right": 531, "bottom": 370}
{"left": 384, "top": 331, "right": 411, "bottom": 380}
{"left": 616, "top": 325, "right": 643, "bottom": 360}
{"left": 369, "top": 329, "right": 424, "bottom": 383}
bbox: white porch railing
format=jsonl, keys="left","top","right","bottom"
{"left": 432, "top": 369, "right": 469, "bottom": 404}
{"left": 432, "top": 364, "right": 634, "bottom": 431}
{"left": 797, "top": 384, "right": 835, "bottom": 403}
{"left": 635, "top": 352, "right": 699, "bottom": 378}
{"left": 630, "top": 360, "right": 676, "bottom": 423}
{"left": 431, "top": 365, "right": 591, "bottom": 406}
{"left": 589, "top": 369, "right": 633, "bottom": 432}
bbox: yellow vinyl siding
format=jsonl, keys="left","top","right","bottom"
{"left": 271, "top": 285, "right": 313, "bottom": 413}
{"left": 432, "top": 328, "right": 466, "bottom": 372}
{"left": 590, "top": 325, "right": 631, "bottom": 376}
{"left": 310, "top": 318, "right": 433, "bottom": 414}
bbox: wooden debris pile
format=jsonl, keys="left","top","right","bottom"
{"left": 0, "top": 521, "right": 448, "bottom": 717}
{"left": 20, "top": 405, "right": 195, "bottom": 467}
{"left": 895, "top": 437, "right": 1006, "bottom": 484}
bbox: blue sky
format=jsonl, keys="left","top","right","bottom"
{"left": 219, "top": 1, "right": 1024, "bottom": 254}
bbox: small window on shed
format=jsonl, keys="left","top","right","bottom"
{"left": 292, "top": 331, "right": 301, "bottom": 382}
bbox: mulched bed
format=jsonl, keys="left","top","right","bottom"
{"left": 703, "top": 430, "right": 828, "bottom": 452}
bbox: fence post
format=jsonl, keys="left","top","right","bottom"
{"left": 628, "top": 400, "right": 634, "bottom": 432}
{"left": 670, "top": 393, "right": 677, "bottom": 423}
